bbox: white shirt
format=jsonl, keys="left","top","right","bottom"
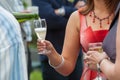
{"left": 0, "top": 6, "right": 28, "bottom": 80}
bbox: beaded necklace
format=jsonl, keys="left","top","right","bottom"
{"left": 89, "top": 10, "right": 112, "bottom": 28}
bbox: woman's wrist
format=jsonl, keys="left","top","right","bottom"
{"left": 98, "top": 52, "right": 110, "bottom": 65}
{"left": 99, "top": 56, "right": 110, "bottom": 65}
{"left": 97, "top": 57, "right": 110, "bottom": 72}
{"left": 97, "top": 58, "right": 107, "bottom": 72}
{"left": 49, "top": 55, "right": 65, "bottom": 69}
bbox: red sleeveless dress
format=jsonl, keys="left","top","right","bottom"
{"left": 78, "top": 11, "right": 108, "bottom": 80}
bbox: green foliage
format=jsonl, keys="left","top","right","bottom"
{"left": 30, "top": 69, "right": 43, "bottom": 80}
{"left": 68, "top": 0, "right": 74, "bottom": 3}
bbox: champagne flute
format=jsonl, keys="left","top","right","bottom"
{"left": 34, "top": 18, "right": 47, "bottom": 54}
{"left": 89, "top": 42, "right": 103, "bottom": 53}
{"left": 89, "top": 42, "right": 107, "bottom": 80}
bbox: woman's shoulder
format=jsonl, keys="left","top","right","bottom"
{"left": 67, "top": 10, "right": 81, "bottom": 32}
{"left": 70, "top": 5, "right": 86, "bottom": 18}
{"left": 70, "top": 10, "right": 79, "bottom": 17}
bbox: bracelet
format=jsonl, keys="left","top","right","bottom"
{"left": 97, "top": 63, "right": 101, "bottom": 72}
{"left": 49, "top": 55, "right": 65, "bottom": 69}
{"left": 97, "top": 58, "right": 109, "bottom": 72}
{"left": 99, "top": 57, "right": 109, "bottom": 66}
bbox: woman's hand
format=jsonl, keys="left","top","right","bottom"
{"left": 85, "top": 51, "right": 109, "bottom": 70}
{"left": 37, "top": 39, "right": 55, "bottom": 55}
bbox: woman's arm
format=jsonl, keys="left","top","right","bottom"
{"left": 59, "top": 11, "right": 81, "bottom": 75}
{"left": 37, "top": 10, "right": 81, "bottom": 76}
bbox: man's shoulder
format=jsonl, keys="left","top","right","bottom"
{"left": 0, "top": 6, "right": 18, "bottom": 22}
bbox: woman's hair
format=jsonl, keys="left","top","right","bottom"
{"left": 105, "top": 0, "right": 119, "bottom": 13}
{"left": 81, "top": 0, "right": 119, "bottom": 15}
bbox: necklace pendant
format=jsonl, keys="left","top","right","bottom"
{"left": 92, "top": 10, "right": 112, "bottom": 28}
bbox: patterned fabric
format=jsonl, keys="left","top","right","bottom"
{"left": 0, "top": 6, "right": 28, "bottom": 80}
{"left": 0, "top": 0, "right": 24, "bottom": 12}
{"left": 78, "top": 10, "right": 108, "bottom": 80}
{"left": 0, "top": 0, "right": 32, "bottom": 42}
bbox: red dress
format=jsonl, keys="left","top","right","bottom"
{"left": 78, "top": 11, "right": 108, "bottom": 80}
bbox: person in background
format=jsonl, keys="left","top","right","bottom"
{"left": 0, "top": 0, "right": 32, "bottom": 43}
{"left": 37, "top": 0, "right": 119, "bottom": 80}
{"left": 0, "top": 0, "right": 32, "bottom": 53}
{"left": 0, "top": 5, "right": 28, "bottom": 80}
{"left": 32, "top": 0, "right": 85, "bottom": 80}
{"left": 86, "top": 2, "right": 120, "bottom": 80}
{"left": 0, "top": 0, "right": 32, "bottom": 79}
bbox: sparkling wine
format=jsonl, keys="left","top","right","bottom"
{"left": 89, "top": 42, "right": 103, "bottom": 53}
{"left": 89, "top": 46, "right": 103, "bottom": 53}
{"left": 34, "top": 28, "right": 46, "bottom": 40}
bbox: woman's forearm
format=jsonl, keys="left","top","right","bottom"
{"left": 100, "top": 59, "right": 116, "bottom": 80}
{"left": 47, "top": 51, "right": 74, "bottom": 76}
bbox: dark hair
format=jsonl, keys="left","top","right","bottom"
{"left": 80, "top": 0, "right": 119, "bottom": 15}
{"left": 105, "top": 0, "right": 119, "bottom": 13}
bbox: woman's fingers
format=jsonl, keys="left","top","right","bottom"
{"left": 37, "top": 39, "right": 53, "bottom": 55}
{"left": 37, "top": 39, "right": 46, "bottom": 53}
